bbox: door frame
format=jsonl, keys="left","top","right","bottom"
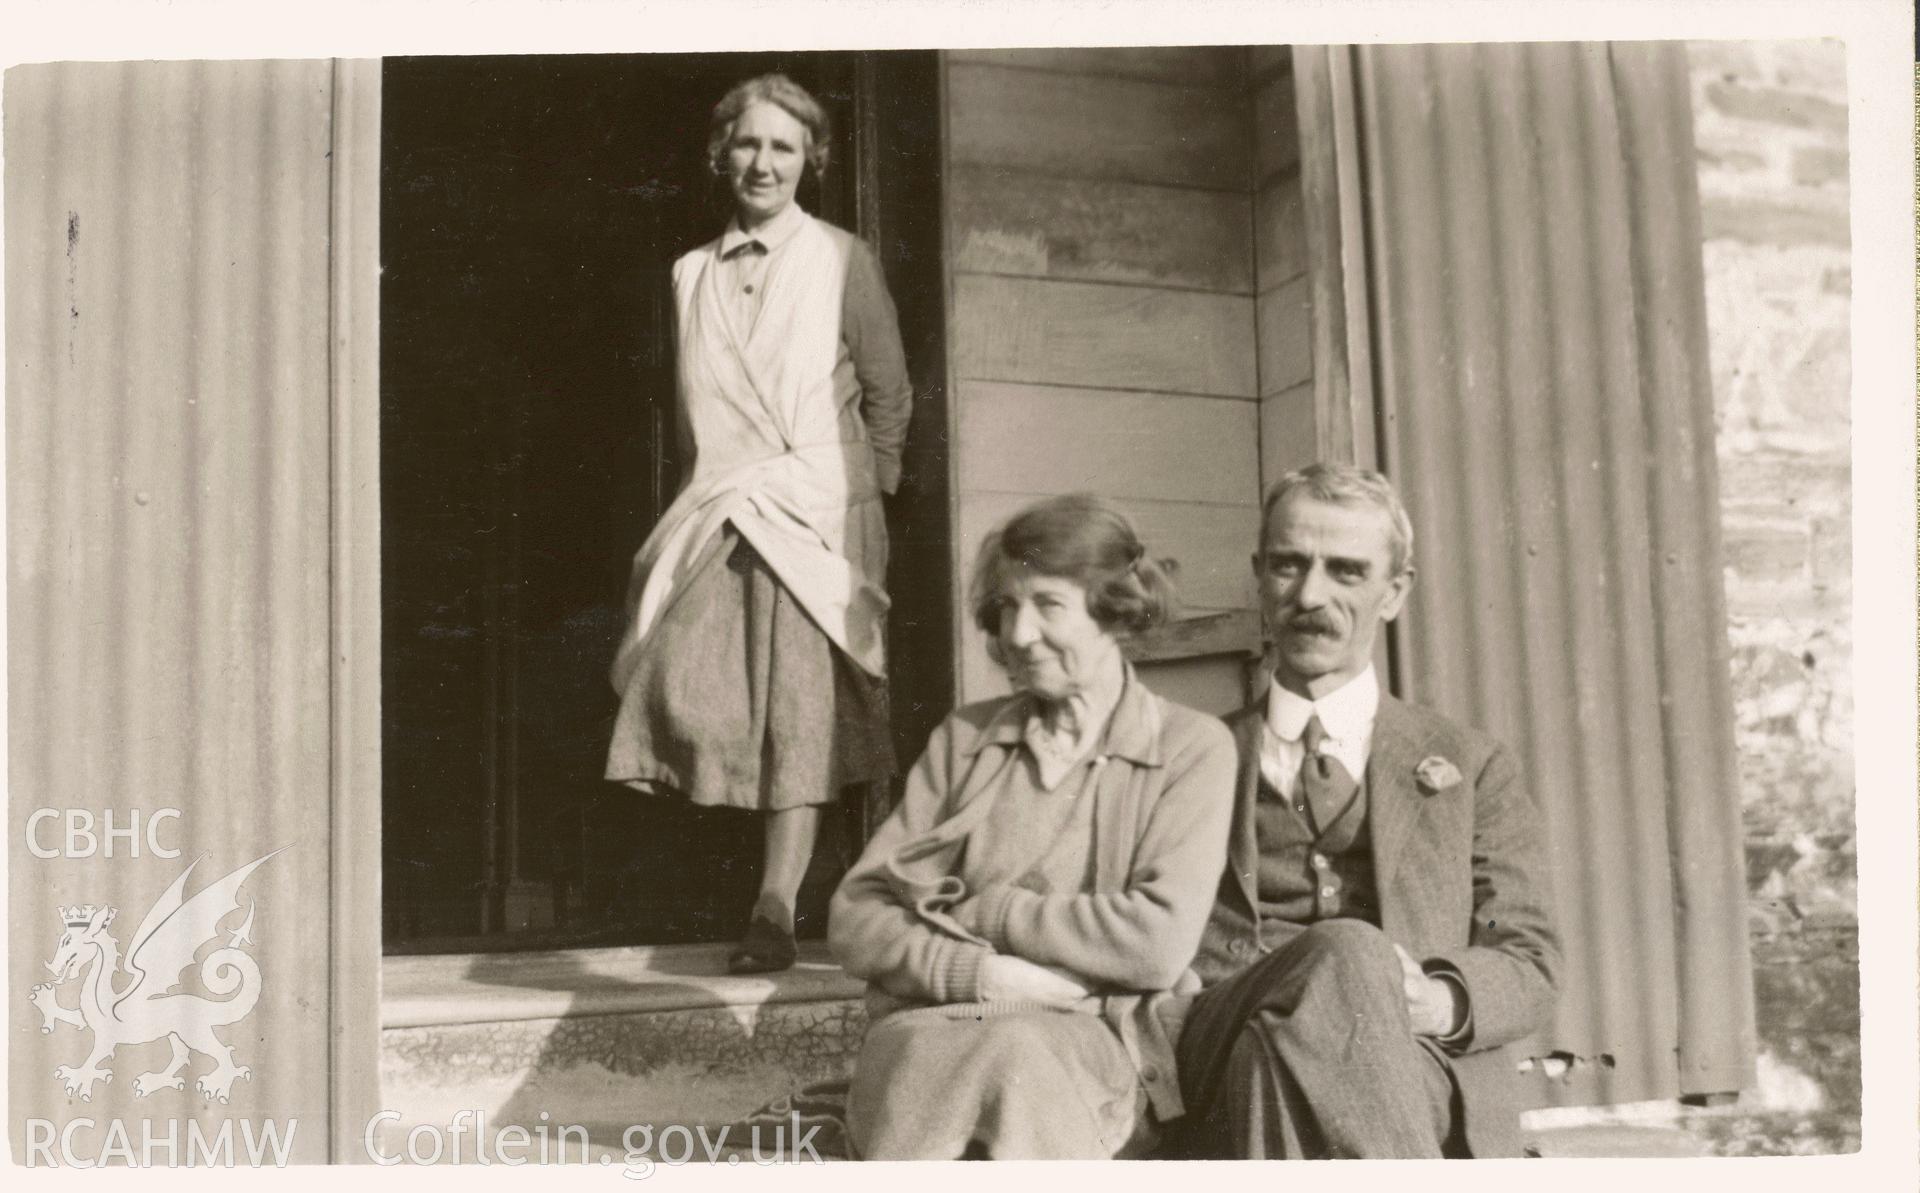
{"left": 328, "top": 56, "right": 385, "bottom": 1162}
{"left": 330, "top": 53, "right": 956, "bottom": 1153}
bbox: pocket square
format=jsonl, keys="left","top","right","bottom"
{"left": 1415, "top": 755, "right": 1462, "bottom": 794}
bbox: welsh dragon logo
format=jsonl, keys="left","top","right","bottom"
{"left": 29, "top": 849, "right": 281, "bottom": 1104}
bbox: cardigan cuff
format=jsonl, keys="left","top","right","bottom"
{"left": 931, "top": 940, "right": 991, "bottom": 1004}
{"left": 967, "top": 885, "right": 1021, "bottom": 952}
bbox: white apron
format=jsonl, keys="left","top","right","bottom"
{"left": 611, "top": 212, "right": 890, "bottom": 689}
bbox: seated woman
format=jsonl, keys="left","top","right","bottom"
{"left": 828, "top": 494, "right": 1237, "bottom": 1159}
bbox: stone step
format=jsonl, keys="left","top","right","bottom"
{"left": 377, "top": 941, "right": 865, "bottom": 1163}
{"left": 377, "top": 944, "right": 1790, "bottom": 1163}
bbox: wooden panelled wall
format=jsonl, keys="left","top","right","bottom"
{"left": 1250, "top": 50, "right": 1317, "bottom": 487}
{"left": 944, "top": 46, "right": 1313, "bottom": 711}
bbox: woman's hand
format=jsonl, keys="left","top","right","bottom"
{"left": 977, "top": 954, "right": 1094, "bottom": 1005}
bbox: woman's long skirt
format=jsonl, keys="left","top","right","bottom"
{"left": 846, "top": 1003, "right": 1151, "bottom": 1160}
{"left": 606, "top": 525, "right": 895, "bottom": 810}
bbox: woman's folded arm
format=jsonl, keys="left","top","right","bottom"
{"left": 829, "top": 718, "right": 992, "bottom": 1003}
{"left": 955, "top": 714, "right": 1236, "bottom": 990}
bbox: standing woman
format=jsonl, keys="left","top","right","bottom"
{"left": 607, "top": 74, "right": 913, "bottom": 974}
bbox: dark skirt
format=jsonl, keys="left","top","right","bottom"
{"left": 606, "top": 525, "right": 895, "bottom": 810}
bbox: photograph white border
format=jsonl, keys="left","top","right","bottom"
{"left": 1, "top": 2, "right": 1911, "bottom": 1191}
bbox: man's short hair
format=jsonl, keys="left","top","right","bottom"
{"left": 1260, "top": 462, "right": 1415, "bottom": 577}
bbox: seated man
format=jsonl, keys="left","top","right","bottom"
{"left": 1172, "top": 462, "right": 1560, "bottom": 1159}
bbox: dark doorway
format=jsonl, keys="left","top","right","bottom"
{"left": 380, "top": 52, "right": 948, "bottom": 954}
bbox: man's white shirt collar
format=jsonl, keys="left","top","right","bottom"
{"left": 1267, "top": 666, "right": 1379, "bottom": 744}
{"left": 1260, "top": 667, "right": 1380, "bottom": 796}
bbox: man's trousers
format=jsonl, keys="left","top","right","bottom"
{"left": 1172, "top": 919, "right": 1464, "bottom": 1158}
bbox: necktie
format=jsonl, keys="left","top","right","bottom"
{"left": 1299, "top": 714, "right": 1361, "bottom": 845}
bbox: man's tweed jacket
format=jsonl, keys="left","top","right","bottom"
{"left": 1187, "top": 693, "right": 1562, "bottom": 1158}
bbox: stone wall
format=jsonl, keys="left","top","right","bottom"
{"left": 1687, "top": 38, "right": 1857, "bottom": 1152}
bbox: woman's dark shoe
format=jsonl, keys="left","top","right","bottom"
{"left": 728, "top": 913, "right": 798, "bottom": 975}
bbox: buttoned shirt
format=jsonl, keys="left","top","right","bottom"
{"left": 1259, "top": 666, "right": 1380, "bottom": 799}
{"left": 716, "top": 202, "right": 809, "bottom": 336}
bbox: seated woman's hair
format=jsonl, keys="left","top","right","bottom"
{"left": 970, "top": 494, "right": 1178, "bottom": 661}
{"left": 708, "top": 73, "right": 832, "bottom": 177}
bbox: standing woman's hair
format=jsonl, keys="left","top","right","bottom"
{"left": 707, "top": 73, "right": 833, "bottom": 176}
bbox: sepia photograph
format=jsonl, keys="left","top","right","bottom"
{"left": 4, "top": 0, "right": 1912, "bottom": 1179}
